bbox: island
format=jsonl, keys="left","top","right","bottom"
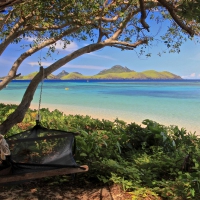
{"left": 3, "top": 65, "right": 182, "bottom": 80}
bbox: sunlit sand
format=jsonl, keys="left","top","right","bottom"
{"left": 1, "top": 100, "right": 199, "bottom": 135}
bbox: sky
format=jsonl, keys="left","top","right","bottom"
{"left": 1, "top": 29, "right": 200, "bottom": 79}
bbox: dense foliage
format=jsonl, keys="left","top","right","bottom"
{"left": 1, "top": 103, "right": 200, "bottom": 199}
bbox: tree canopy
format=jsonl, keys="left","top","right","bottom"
{"left": 0, "top": 0, "right": 24, "bottom": 12}
{"left": 0, "top": 0, "right": 200, "bottom": 134}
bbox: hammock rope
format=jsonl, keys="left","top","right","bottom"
{"left": 36, "top": 66, "right": 44, "bottom": 122}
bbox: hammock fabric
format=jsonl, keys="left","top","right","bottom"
{"left": 0, "top": 123, "right": 88, "bottom": 183}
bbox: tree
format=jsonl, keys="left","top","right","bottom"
{"left": 0, "top": 0, "right": 104, "bottom": 89}
{"left": 0, "top": 0, "right": 24, "bottom": 12}
{"left": 0, "top": 0, "right": 199, "bottom": 134}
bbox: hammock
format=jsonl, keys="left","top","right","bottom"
{"left": 0, "top": 122, "right": 88, "bottom": 184}
{"left": 0, "top": 67, "right": 88, "bottom": 184}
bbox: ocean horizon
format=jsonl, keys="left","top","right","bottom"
{"left": 1, "top": 79, "right": 200, "bottom": 135}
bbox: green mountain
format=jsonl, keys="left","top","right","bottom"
{"left": 97, "top": 65, "right": 133, "bottom": 75}
{"left": 56, "top": 70, "right": 69, "bottom": 79}
{"left": 59, "top": 70, "right": 181, "bottom": 80}
{"left": 17, "top": 72, "right": 57, "bottom": 80}
{"left": 61, "top": 72, "right": 85, "bottom": 80}
{"left": 92, "top": 70, "right": 181, "bottom": 80}
{"left": 140, "top": 70, "right": 181, "bottom": 79}
{"left": 9, "top": 66, "right": 182, "bottom": 80}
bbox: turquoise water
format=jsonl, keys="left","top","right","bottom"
{"left": 1, "top": 80, "right": 200, "bottom": 134}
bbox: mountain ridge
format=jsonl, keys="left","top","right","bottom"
{"left": 97, "top": 65, "right": 133, "bottom": 75}
{"left": 6, "top": 65, "right": 182, "bottom": 80}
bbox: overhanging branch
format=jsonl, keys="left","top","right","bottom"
{"left": 157, "top": 0, "right": 195, "bottom": 36}
{"left": 0, "top": 0, "right": 25, "bottom": 11}
{"left": 139, "top": 0, "right": 150, "bottom": 31}
{"left": 107, "top": 38, "right": 148, "bottom": 50}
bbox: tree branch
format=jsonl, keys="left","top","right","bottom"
{"left": 139, "top": 0, "right": 150, "bottom": 31}
{"left": 95, "top": 15, "right": 119, "bottom": 22}
{"left": 0, "top": 9, "right": 14, "bottom": 30}
{"left": 108, "top": 38, "right": 148, "bottom": 50}
{"left": 0, "top": 13, "right": 33, "bottom": 55}
{"left": 157, "top": 0, "right": 195, "bottom": 36}
{"left": 0, "top": 0, "right": 25, "bottom": 11}
{"left": 28, "top": 21, "right": 72, "bottom": 31}
{"left": 107, "top": 1, "right": 160, "bottom": 41}
{"left": 0, "top": 26, "right": 81, "bottom": 90}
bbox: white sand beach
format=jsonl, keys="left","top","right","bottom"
{"left": 1, "top": 100, "right": 199, "bottom": 135}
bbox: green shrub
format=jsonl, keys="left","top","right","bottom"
{"left": 1, "top": 103, "right": 200, "bottom": 199}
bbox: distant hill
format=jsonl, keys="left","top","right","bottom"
{"left": 56, "top": 70, "right": 69, "bottom": 79}
{"left": 92, "top": 70, "right": 181, "bottom": 80}
{"left": 97, "top": 65, "right": 133, "bottom": 75}
{"left": 61, "top": 72, "right": 85, "bottom": 80}
{"left": 8, "top": 65, "right": 182, "bottom": 80}
{"left": 17, "top": 72, "right": 57, "bottom": 80}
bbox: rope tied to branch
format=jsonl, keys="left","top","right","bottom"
{"left": 36, "top": 66, "right": 44, "bottom": 123}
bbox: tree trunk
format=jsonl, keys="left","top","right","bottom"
{"left": 0, "top": 43, "right": 105, "bottom": 135}
{"left": 0, "top": 69, "right": 43, "bottom": 134}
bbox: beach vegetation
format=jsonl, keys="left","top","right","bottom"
{"left": 1, "top": 103, "right": 200, "bottom": 199}
{"left": 1, "top": 0, "right": 200, "bottom": 134}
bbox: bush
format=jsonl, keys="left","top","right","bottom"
{"left": 1, "top": 103, "right": 200, "bottom": 199}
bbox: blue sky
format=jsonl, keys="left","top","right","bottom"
{"left": 0, "top": 34, "right": 200, "bottom": 79}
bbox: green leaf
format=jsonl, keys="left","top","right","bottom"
{"left": 80, "top": 153, "right": 87, "bottom": 157}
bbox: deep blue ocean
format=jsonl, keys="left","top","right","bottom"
{"left": 1, "top": 79, "right": 200, "bottom": 134}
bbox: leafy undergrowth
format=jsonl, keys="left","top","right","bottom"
{"left": 1, "top": 103, "right": 200, "bottom": 199}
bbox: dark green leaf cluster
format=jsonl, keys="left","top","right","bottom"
{"left": 177, "top": 0, "right": 200, "bottom": 22}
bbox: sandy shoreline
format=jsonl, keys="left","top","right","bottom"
{"left": 30, "top": 102, "right": 145, "bottom": 127}
{"left": 1, "top": 100, "right": 199, "bottom": 135}
{"left": 0, "top": 100, "right": 140, "bottom": 124}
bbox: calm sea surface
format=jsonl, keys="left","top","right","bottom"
{"left": 1, "top": 80, "right": 200, "bottom": 134}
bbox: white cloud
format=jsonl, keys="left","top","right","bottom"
{"left": 181, "top": 73, "right": 198, "bottom": 79}
{"left": 25, "top": 37, "right": 79, "bottom": 52}
{"left": 28, "top": 62, "right": 106, "bottom": 70}
{"left": 28, "top": 61, "right": 53, "bottom": 67}
{"left": 87, "top": 52, "right": 116, "bottom": 60}
{"left": 50, "top": 40, "right": 79, "bottom": 52}
{"left": 189, "top": 53, "right": 200, "bottom": 61}
{"left": 83, "top": 43, "right": 116, "bottom": 60}
{"left": 0, "top": 57, "right": 14, "bottom": 65}
{"left": 190, "top": 73, "right": 196, "bottom": 77}
{"left": 63, "top": 64, "right": 106, "bottom": 70}
{"left": 25, "top": 38, "right": 114, "bottom": 59}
